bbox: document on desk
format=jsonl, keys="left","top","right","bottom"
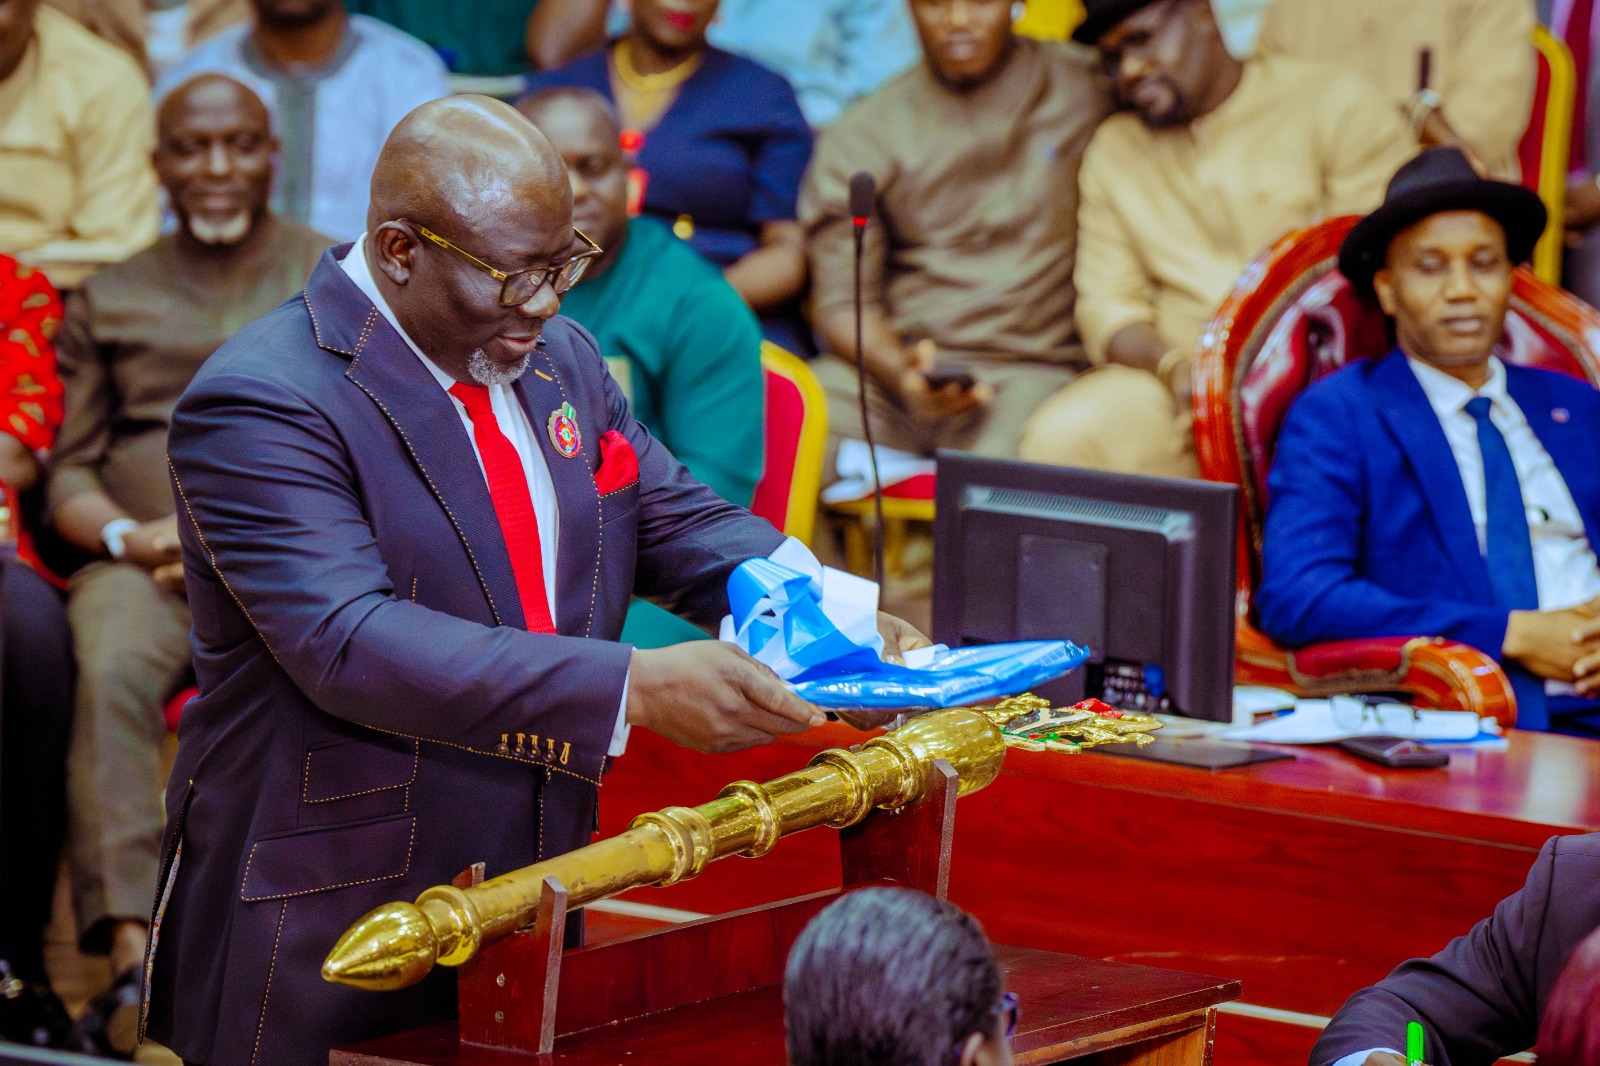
{"left": 1221, "top": 701, "right": 1484, "bottom": 744}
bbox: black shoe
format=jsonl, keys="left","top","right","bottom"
{"left": 72, "top": 965, "right": 142, "bottom": 1059}
{"left": 0, "top": 959, "right": 79, "bottom": 1050}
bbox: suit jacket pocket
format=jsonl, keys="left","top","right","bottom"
{"left": 240, "top": 814, "right": 415, "bottom": 902}
{"left": 599, "top": 479, "right": 639, "bottom": 525}
{"left": 303, "top": 736, "right": 418, "bottom": 804}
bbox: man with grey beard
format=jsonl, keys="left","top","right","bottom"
{"left": 45, "top": 71, "right": 328, "bottom": 1057}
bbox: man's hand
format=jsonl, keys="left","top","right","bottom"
{"left": 152, "top": 562, "right": 187, "bottom": 594}
{"left": 1504, "top": 598, "right": 1600, "bottom": 682}
{"left": 626, "top": 643, "right": 826, "bottom": 754}
{"left": 834, "top": 613, "right": 935, "bottom": 731}
{"left": 876, "top": 611, "right": 932, "bottom": 665}
{"left": 895, "top": 340, "right": 992, "bottom": 423}
{"left": 1568, "top": 175, "right": 1600, "bottom": 234}
{"left": 121, "top": 515, "right": 181, "bottom": 572}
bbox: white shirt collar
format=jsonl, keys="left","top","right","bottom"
{"left": 339, "top": 235, "right": 458, "bottom": 393}
{"left": 1405, "top": 354, "right": 1512, "bottom": 421}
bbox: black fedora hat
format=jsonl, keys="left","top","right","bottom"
{"left": 1072, "top": 0, "right": 1163, "bottom": 44}
{"left": 1338, "top": 147, "right": 1547, "bottom": 299}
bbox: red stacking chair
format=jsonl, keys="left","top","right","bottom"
{"left": 1518, "top": 25, "right": 1577, "bottom": 283}
{"left": 1193, "top": 215, "right": 1600, "bottom": 729}
{"left": 749, "top": 341, "right": 827, "bottom": 544}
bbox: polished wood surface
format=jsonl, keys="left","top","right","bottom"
{"left": 332, "top": 947, "right": 1238, "bottom": 1066}
{"left": 585, "top": 724, "right": 1600, "bottom": 1064}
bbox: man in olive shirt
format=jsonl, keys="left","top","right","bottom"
{"left": 46, "top": 73, "right": 327, "bottom": 1048}
{"left": 799, "top": 0, "right": 1113, "bottom": 465}
{"left": 520, "top": 86, "right": 763, "bottom": 648}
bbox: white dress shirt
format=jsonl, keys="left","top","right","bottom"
{"left": 1406, "top": 355, "right": 1600, "bottom": 698}
{"left": 1407, "top": 356, "right": 1600, "bottom": 619}
{"left": 340, "top": 239, "right": 630, "bottom": 755}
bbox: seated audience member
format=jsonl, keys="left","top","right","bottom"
{"left": 1258, "top": 149, "right": 1600, "bottom": 736}
{"left": 527, "top": 0, "right": 920, "bottom": 127}
{"left": 0, "top": 0, "right": 159, "bottom": 291}
{"left": 46, "top": 74, "right": 328, "bottom": 1055}
{"left": 1031, "top": 0, "right": 1412, "bottom": 477}
{"left": 784, "top": 887, "right": 1016, "bottom": 1066}
{"left": 800, "top": 0, "right": 1115, "bottom": 465}
{"left": 523, "top": 0, "right": 814, "bottom": 353}
{"left": 519, "top": 86, "right": 762, "bottom": 648}
{"left": 44, "top": 0, "right": 248, "bottom": 80}
{"left": 1538, "top": 922, "right": 1600, "bottom": 1066}
{"left": 0, "top": 256, "right": 76, "bottom": 1050}
{"left": 157, "top": 0, "right": 449, "bottom": 241}
{"left": 1311, "top": 833, "right": 1600, "bottom": 1066}
{"left": 345, "top": 0, "right": 536, "bottom": 76}
{"left": 1254, "top": 0, "right": 1536, "bottom": 180}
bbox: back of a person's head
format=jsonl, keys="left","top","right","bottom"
{"left": 783, "top": 887, "right": 1005, "bottom": 1066}
{"left": 1538, "top": 922, "right": 1600, "bottom": 1066}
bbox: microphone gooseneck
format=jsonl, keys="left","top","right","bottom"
{"left": 848, "top": 171, "right": 887, "bottom": 594}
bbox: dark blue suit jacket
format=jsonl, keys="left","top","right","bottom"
{"left": 143, "top": 250, "right": 785, "bottom": 1065}
{"left": 1257, "top": 349, "right": 1600, "bottom": 665}
{"left": 1310, "top": 833, "right": 1600, "bottom": 1066}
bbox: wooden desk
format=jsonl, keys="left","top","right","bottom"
{"left": 588, "top": 726, "right": 1600, "bottom": 1066}
{"left": 332, "top": 947, "right": 1239, "bottom": 1066}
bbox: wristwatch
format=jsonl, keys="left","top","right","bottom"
{"left": 101, "top": 517, "right": 139, "bottom": 560}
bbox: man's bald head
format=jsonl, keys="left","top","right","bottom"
{"left": 366, "top": 96, "right": 579, "bottom": 388}
{"left": 369, "top": 95, "right": 571, "bottom": 242}
{"left": 155, "top": 74, "right": 277, "bottom": 246}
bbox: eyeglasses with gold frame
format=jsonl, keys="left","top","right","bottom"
{"left": 398, "top": 218, "right": 603, "bottom": 307}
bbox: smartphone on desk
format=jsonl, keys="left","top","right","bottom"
{"left": 1337, "top": 735, "right": 1449, "bottom": 768}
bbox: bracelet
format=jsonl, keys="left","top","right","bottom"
{"left": 1408, "top": 88, "right": 1443, "bottom": 141}
{"left": 101, "top": 517, "right": 138, "bottom": 560}
{"left": 1155, "top": 348, "right": 1191, "bottom": 395}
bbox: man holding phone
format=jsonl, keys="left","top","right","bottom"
{"left": 798, "top": 0, "right": 1119, "bottom": 465}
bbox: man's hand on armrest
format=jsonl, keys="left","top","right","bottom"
{"left": 1103, "top": 322, "right": 1168, "bottom": 375}
{"left": 626, "top": 643, "right": 826, "bottom": 754}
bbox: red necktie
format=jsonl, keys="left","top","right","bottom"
{"left": 448, "top": 382, "right": 556, "bottom": 633}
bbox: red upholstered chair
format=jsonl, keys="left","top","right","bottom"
{"left": 1193, "top": 215, "right": 1600, "bottom": 729}
{"left": 1518, "top": 25, "right": 1577, "bottom": 283}
{"left": 750, "top": 342, "right": 827, "bottom": 544}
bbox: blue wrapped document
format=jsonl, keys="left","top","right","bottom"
{"left": 719, "top": 551, "right": 1087, "bottom": 710}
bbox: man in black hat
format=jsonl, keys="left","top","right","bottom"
{"left": 1257, "top": 147, "right": 1600, "bottom": 736}
{"left": 1017, "top": 0, "right": 1410, "bottom": 477}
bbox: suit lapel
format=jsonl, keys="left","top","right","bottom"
{"left": 514, "top": 345, "right": 602, "bottom": 637}
{"left": 1508, "top": 367, "right": 1600, "bottom": 554}
{"left": 306, "top": 254, "right": 527, "bottom": 629}
{"left": 1369, "top": 351, "right": 1494, "bottom": 602}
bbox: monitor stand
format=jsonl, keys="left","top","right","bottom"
{"left": 1092, "top": 737, "right": 1295, "bottom": 771}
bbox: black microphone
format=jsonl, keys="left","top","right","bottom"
{"left": 848, "top": 171, "right": 886, "bottom": 593}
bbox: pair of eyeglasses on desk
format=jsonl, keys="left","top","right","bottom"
{"left": 1329, "top": 694, "right": 1423, "bottom": 737}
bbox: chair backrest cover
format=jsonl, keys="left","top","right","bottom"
{"left": 750, "top": 342, "right": 827, "bottom": 544}
{"left": 1519, "top": 25, "right": 1576, "bottom": 283}
{"left": 1194, "top": 214, "right": 1600, "bottom": 596}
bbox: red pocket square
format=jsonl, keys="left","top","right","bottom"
{"left": 595, "top": 430, "right": 639, "bottom": 495}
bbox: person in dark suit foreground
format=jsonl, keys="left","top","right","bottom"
{"left": 143, "top": 94, "right": 927, "bottom": 1066}
{"left": 1257, "top": 147, "right": 1600, "bottom": 736}
{"left": 1310, "top": 833, "right": 1600, "bottom": 1066}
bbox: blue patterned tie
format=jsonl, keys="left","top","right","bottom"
{"left": 1465, "top": 396, "right": 1547, "bottom": 729}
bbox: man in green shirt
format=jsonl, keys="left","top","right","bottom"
{"left": 519, "top": 85, "right": 765, "bottom": 645}
{"left": 346, "top": 0, "right": 536, "bottom": 75}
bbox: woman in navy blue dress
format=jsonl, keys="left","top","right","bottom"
{"left": 524, "top": 0, "right": 815, "bottom": 353}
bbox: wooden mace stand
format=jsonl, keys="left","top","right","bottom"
{"left": 334, "top": 757, "right": 1239, "bottom": 1065}
{"left": 454, "top": 758, "right": 962, "bottom": 1056}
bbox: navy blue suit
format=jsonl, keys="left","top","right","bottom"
{"left": 142, "top": 249, "right": 785, "bottom": 1065}
{"left": 1257, "top": 349, "right": 1600, "bottom": 705}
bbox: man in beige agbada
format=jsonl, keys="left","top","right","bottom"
{"left": 1017, "top": 0, "right": 1413, "bottom": 478}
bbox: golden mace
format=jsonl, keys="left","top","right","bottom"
{"left": 322, "top": 707, "right": 1006, "bottom": 991}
